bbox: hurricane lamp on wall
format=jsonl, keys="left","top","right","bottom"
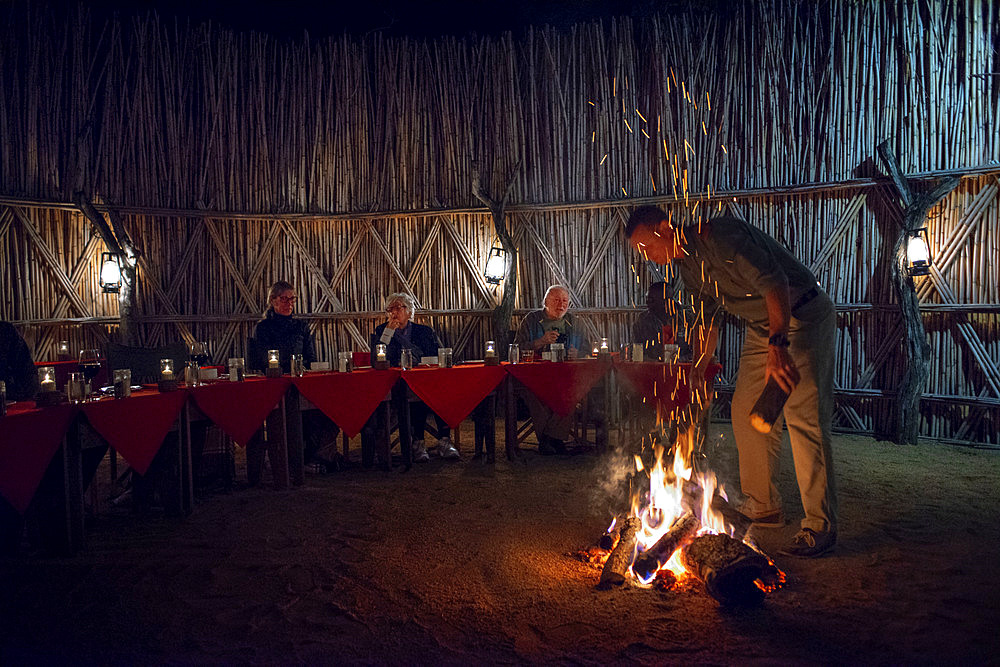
{"left": 906, "top": 228, "right": 931, "bottom": 277}
{"left": 484, "top": 246, "right": 507, "bottom": 285}
{"left": 99, "top": 252, "right": 122, "bottom": 292}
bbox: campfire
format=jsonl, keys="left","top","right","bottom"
{"left": 583, "top": 429, "right": 785, "bottom": 606}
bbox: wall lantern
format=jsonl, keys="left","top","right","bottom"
{"left": 906, "top": 228, "right": 931, "bottom": 276}
{"left": 99, "top": 252, "right": 122, "bottom": 292}
{"left": 484, "top": 246, "right": 507, "bottom": 284}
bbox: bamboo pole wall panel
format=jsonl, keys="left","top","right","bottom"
{"left": 1, "top": 1, "right": 996, "bottom": 212}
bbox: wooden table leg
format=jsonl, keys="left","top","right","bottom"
{"left": 504, "top": 376, "right": 517, "bottom": 461}
{"left": 393, "top": 380, "right": 412, "bottom": 470}
{"left": 376, "top": 401, "right": 391, "bottom": 471}
{"left": 266, "top": 398, "right": 290, "bottom": 489}
{"left": 285, "top": 389, "right": 305, "bottom": 487}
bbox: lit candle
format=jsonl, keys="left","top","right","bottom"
{"left": 376, "top": 344, "right": 387, "bottom": 362}
{"left": 485, "top": 340, "right": 496, "bottom": 358}
{"left": 160, "top": 358, "right": 174, "bottom": 381}
{"left": 58, "top": 341, "right": 70, "bottom": 355}
{"left": 268, "top": 349, "right": 280, "bottom": 369}
{"left": 600, "top": 337, "right": 609, "bottom": 352}
{"left": 39, "top": 367, "right": 56, "bottom": 392}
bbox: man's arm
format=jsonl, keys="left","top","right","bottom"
{"left": 764, "top": 287, "right": 800, "bottom": 393}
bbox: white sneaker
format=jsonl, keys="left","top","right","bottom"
{"left": 437, "top": 436, "right": 460, "bottom": 460}
{"left": 411, "top": 439, "right": 430, "bottom": 462}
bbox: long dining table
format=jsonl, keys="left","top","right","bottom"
{"left": 0, "top": 358, "right": 708, "bottom": 553}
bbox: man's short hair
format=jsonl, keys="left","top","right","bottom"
{"left": 625, "top": 205, "right": 670, "bottom": 238}
{"left": 542, "top": 284, "right": 570, "bottom": 307}
{"left": 384, "top": 292, "right": 416, "bottom": 315}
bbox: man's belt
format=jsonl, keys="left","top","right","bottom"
{"left": 791, "top": 286, "right": 820, "bottom": 312}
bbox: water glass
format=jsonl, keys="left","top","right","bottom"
{"left": 0, "top": 380, "right": 6, "bottom": 417}
{"left": 67, "top": 372, "right": 87, "bottom": 403}
{"left": 113, "top": 369, "right": 132, "bottom": 399}
{"left": 663, "top": 344, "right": 680, "bottom": 362}
{"left": 338, "top": 351, "right": 353, "bottom": 373}
{"left": 228, "top": 357, "right": 245, "bottom": 382}
{"left": 185, "top": 361, "right": 200, "bottom": 387}
{"left": 290, "top": 354, "right": 305, "bottom": 377}
{"left": 438, "top": 347, "right": 453, "bottom": 368}
{"left": 551, "top": 343, "right": 565, "bottom": 362}
{"left": 400, "top": 348, "right": 413, "bottom": 371}
{"left": 507, "top": 343, "right": 519, "bottom": 364}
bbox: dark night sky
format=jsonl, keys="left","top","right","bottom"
{"left": 57, "top": 0, "right": 707, "bottom": 40}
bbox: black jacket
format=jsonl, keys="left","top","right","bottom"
{"left": 1, "top": 321, "right": 38, "bottom": 401}
{"left": 253, "top": 311, "right": 315, "bottom": 372}
{"left": 370, "top": 321, "right": 442, "bottom": 366}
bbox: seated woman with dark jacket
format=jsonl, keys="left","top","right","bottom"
{"left": 370, "top": 293, "right": 458, "bottom": 461}
{"left": 249, "top": 281, "right": 339, "bottom": 480}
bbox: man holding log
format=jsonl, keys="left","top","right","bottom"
{"left": 625, "top": 206, "right": 838, "bottom": 558}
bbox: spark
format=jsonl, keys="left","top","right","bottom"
{"left": 624, "top": 118, "right": 633, "bottom": 133}
{"left": 600, "top": 154, "right": 608, "bottom": 165}
{"left": 622, "top": 186, "right": 628, "bottom": 196}
{"left": 721, "top": 144, "right": 728, "bottom": 154}
{"left": 641, "top": 129, "right": 650, "bottom": 139}
{"left": 636, "top": 109, "right": 647, "bottom": 123}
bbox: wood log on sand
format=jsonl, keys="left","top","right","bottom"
{"left": 597, "top": 517, "right": 640, "bottom": 589}
{"left": 681, "top": 533, "right": 783, "bottom": 606}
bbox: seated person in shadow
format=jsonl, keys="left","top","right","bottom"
{"left": 0, "top": 321, "right": 37, "bottom": 553}
{"left": 514, "top": 285, "right": 592, "bottom": 455}
{"left": 370, "top": 292, "right": 458, "bottom": 461}
{"left": 249, "top": 280, "right": 340, "bottom": 480}
{"left": 631, "top": 281, "right": 693, "bottom": 362}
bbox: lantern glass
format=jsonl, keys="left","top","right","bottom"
{"left": 38, "top": 366, "right": 56, "bottom": 391}
{"left": 268, "top": 349, "right": 280, "bottom": 364}
{"left": 484, "top": 247, "right": 507, "bottom": 284}
{"left": 160, "top": 358, "right": 174, "bottom": 376}
{"left": 99, "top": 252, "right": 122, "bottom": 293}
{"left": 485, "top": 340, "right": 496, "bottom": 356}
{"left": 376, "top": 343, "right": 387, "bottom": 360}
{"left": 907, "top": 228, "right": 931, "bottom": 276}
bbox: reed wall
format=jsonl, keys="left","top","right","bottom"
{"left": 1, "top": 0, "right": 998, "bottom": 444}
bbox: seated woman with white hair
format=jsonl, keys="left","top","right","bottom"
{"left": 370, "top": 293, "right": 458, "bottom": 461}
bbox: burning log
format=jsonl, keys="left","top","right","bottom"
{"left": 681, "top": 533, "right": 784, "bottom": 606}
{"left": 681, "top": 480, "right": 754, "bottom": 540}
{"left": 630, "top": 511, "right": 701, "bottom": 582}
{"left": 597, "top": 517, "right": 640, "bottom": 589}
{"left": 598, "top": 515, "right": 625, "bottom": 550}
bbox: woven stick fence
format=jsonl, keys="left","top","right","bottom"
{"left": 0, "top": 0, "right": 998, "bottom": 444}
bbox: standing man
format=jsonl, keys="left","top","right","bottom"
{"left": 625, "top": 206, "right": 838, "bottom": 557}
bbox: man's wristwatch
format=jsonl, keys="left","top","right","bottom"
{"left": 768, "top": 332, "right": 790, "bottom": 348}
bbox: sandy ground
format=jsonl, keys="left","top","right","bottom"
{"left": 2, "top": 423, "right": 999, "bottom": 665}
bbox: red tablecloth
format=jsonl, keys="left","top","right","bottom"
{"left": 292, "top": 369, "right": 400, "bottom": 437}
{"left": 614, "top": 361, "right": 722, "bottom": 418}
{"left": 190, "top": 377, "right": 291, "bottom": 446}
{"left": 401, "top": 364, "right": 506, "bottom": 429}
{"left": 0, "top": 402, "right": 78, "bottom": 513}
{"left": 81, "top": 389, "right": 189, "bottom": 475}
{"left": 505, "top": 360, "right": 613, "bottom": 416}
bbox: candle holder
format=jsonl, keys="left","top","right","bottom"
{"left": 35, "top": 366, "right": 64, "bottom": 406}
{"left": 266, "top": 349, "right": 283, "bottom": 378}
{"left": 57, "top": 340, "right": 71, "bottom": 362}
{"left": 158, "top": 358, "right": 179, "bottom": 392}
{"left": 598, "top": 336, "right": 612, "bottom": 362}
{"left": 374, "top": 343, "right": 389, "bottom": 370}
{"left": 484, "top": 340, "right": 499, "bottom": 366}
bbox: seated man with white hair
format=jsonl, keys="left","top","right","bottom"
{"left": 370, "top": 293, "right": 458, "bottom": 461}
{"left": 514, "top": 285, "right": 591, "bottom": 454}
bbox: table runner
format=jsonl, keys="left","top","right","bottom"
{"left": 401, "top": 364, "right": 506, "bottom": 429}
{"left": 0, "top": 403, "right": 78, "bottom": 513}
{"left": 505, "top": 360, "right": 612, "bottom": 416}
{"left": 190, "top": 377, "right": 291, "bottom": 446}
{"left": 81, "top": 389, "right": 189, "bottom": 475}
{"left": 292, "top": 369, "right": 400, "bottom": 437}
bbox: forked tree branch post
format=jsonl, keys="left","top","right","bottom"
{"left": 875, "top": 141, "right": 960, "bottom": 445}
{"left": 472, "top": 160, "right": 522, "bottom": 352}
{"left": 75, "top": 194, "right": 141, "bottom": 345}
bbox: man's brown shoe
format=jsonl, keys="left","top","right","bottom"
{"left": 779, "top": 528, "right": 836, "bottom": 558}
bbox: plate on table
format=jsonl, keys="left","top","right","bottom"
{"left": 460, "top": 360, "right": 484, "bottom": 365}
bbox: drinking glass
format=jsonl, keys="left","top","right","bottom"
{"left": 79, "top": 348, "right": 102, "bottom": 400}
{"left": 113, "top": 369, "right": 132, "bottom": 398}
{"left": 438, "top": 347, "right": 453, "bottom": 368}
{"left": 400, "top": 348, "right": 413, "bottom": 371}
{"left": 521, "top": 348, "right": 534, "bottom": 363}
{"left": 67, "top": 372, "right": 86, "bottom": 403}
{"left": 507, "top": 343, "right": 519, "bottom": 364}
{"left": 190, "top": 341, "right": 211, "bottom": 367}
{"left": 228, "top": 357, "right": 245, "bottom": 382}
{"left": 290, "top": 354, "right": 305, "bottom": 377}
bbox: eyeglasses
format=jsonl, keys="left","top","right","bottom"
{"left": 386, "top": 304, "right": 407, "bottom": 313}
{"left": 277, "top": 296, "right": 297, "bottom": 304}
